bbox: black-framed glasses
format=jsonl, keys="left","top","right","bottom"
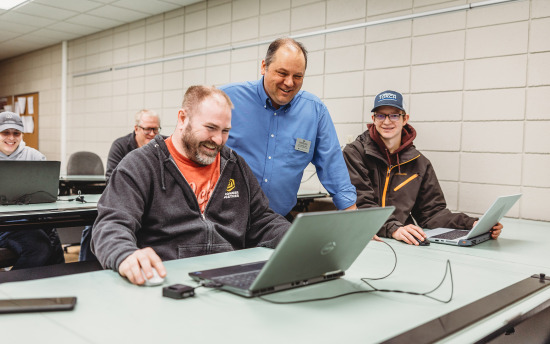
{"left": 373, "top": 113, "right": 404, "bottom": 122}
{"left": 137, "top": 126, "right": 161, "bottom": 134}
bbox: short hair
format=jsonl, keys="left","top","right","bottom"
{"left": 182, "top": 85, "right": 233, "bottom": 116}
{"left": 134, "top": 109, "right": 160, "bottom": 126}
{"left": 264, "top": 38, "right": 308, "bottom": 70}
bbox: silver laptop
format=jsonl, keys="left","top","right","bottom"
{"left": 189, "top": 206, "right": 395, "bottom": 297}
{"left": 426, "top": 194, "right": 521, "bottom": 247}
{"left": 0, "top": 161, "right": 60, "bottom": 205}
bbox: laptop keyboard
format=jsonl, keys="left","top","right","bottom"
{"left": 432, "top": 229, "right": 469, "bottom": 240}
{"left": 213, "top": 270, "right": 260, "bottom": 289}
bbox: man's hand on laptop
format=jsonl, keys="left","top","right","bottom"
{"left": 473, "top": 221, "right": 503, "bottom": 239}
{"left": 392, "top": 224, "right": 427, "bottom": 245}
{"left": 118, "top": 247, "right": 167, "bottom": 285}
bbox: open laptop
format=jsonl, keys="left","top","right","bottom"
{"left": 0, "top": 161, "right": 60, "bottom": 205}
{"left": 189, "top": 206, "right": 394, "bottom": 297}
{"left": 426, "top": 194, "right": 522, "bottom": 247}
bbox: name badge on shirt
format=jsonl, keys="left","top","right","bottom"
{"left": 294, "top": 138, "right": 311, "bottom": 153}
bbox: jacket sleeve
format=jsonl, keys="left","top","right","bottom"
{"left": 411, "top": 161, "right": 477, "bottom": 230}
{"left": 105, "top": 139, "right": 126, "bottom": 182}
{"left": 343, "top": 143, "right": 401, "bottom": 237}
{"left": 238, "top": 157, "right": 290, "bottom": 249}
{"left": 91, "top": 158, "right": 148, "bottom": 271}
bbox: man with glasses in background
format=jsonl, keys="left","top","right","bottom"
{"left": 105, "top": 109, "right": 163, "bottom": 181}
{"left": 79, "top": 109, "right": 164, "bottom": 261}
{"left": 343, "top": 90, "right": 503, "bottom": 246}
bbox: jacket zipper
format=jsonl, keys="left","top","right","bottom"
{"left": 169, "top": 155, "right": 231, "bottom": 252}
{"left": 381, "top": 154, "right": 421, "bottom": 207}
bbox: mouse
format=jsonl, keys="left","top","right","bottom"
{"left": 141, "top": 267, "right": 165, "bottom": 287}
{"left": 413, "top": 237, "right": 430, "bottom": 246}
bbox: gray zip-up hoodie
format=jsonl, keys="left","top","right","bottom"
{"left": 92, "top": 135, "right": 290, "bottom": 271}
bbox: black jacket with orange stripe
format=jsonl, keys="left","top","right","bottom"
{"left": 343, "top": 124, "right": 476, "bottom": 238}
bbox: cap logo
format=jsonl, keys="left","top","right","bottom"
{"left": 378, "top": 93, "right": 397, "bottom": 101}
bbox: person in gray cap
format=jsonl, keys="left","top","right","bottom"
{"left": 343, "top": 90, "right": 503, "bottom": 245}
{"left": 0, "top": 111, "right": 65, "bottom": 269}
{"left": 0, "top": 111, "right": 44, "bottom": 160}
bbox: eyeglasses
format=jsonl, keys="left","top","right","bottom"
{"left": 373, "top": 113, "right": 404, "bottom": 122}
{"left": 137, "top": 126, "right": 161, "bottom": 134}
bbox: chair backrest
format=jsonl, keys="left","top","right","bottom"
{"left": 67, "top": 151, "right": 104, "bottom": 175}
{"left": 0, "top": 247, "right": 18, "bottom": 269}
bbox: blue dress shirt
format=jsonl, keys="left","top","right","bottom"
{"left": 220, "top": 78, "right": 356, "bottom": 215}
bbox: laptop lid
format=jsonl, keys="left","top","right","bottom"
{"left": 464, "top": 194, "right": 522, "bottom": 239}
{"left": 0, "top": 161, "right": 60, "bottom": 205}
{"left": 426, "top": 194, "right": 522, "bottom": 246}
{"left": 189, "top": 206, "right": 395, "bottom": 297}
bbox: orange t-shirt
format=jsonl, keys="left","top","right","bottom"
{"left": 165, "top": 137, "right": 220, "bottom": 213}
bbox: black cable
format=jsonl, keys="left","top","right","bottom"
{"left": 259, "top": 289, "right": 377, "bottom": 304}
{"left": 300, "top": 171, "right": 317, "bottom": 184}
{"left": 364, "top": 240, "right": 397, "bottom": 280}
{"left": 361, "top": 259, "right": 454, "bottom": 304}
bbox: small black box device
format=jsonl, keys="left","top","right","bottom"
{"left": 162, "top": 284, "right": 195, "bottom": 299}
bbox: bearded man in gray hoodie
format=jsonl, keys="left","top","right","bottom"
{"left": 92, "top": 86, "right": 290, "bottom": 285}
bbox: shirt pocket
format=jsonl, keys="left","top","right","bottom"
{"left": 393, "top": 173, "right": 419, "bottom": 192}
{"left": 285, "top": 136, "right": 314, "bottom": 168}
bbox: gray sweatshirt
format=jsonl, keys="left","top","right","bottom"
{"left": 0, "top": 141, "right": 46, "bottom": 161}
{"left": 92, "top": 135, "right": 290, "bottom": 271}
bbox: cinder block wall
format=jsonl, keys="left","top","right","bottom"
{"left": 0, "top": 0, "right": 548, "bottom": 221}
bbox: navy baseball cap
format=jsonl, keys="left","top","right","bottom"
{"left": 371, "top": 90, "right": 406, "bottom": 113}
{"left": 0, "top": 111, "right": 24, "bottom": 132}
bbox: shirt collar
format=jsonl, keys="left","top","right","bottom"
{"left": 256, "top": 76, "right": 298, "bottom": 112}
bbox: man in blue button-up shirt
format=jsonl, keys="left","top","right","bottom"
{"left": 220, "top": 38, "right": 357, "bottom": 218}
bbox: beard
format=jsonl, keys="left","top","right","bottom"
{"left": 181, "top": 124, "right": 222, "bottom": 166}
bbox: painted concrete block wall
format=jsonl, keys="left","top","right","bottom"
{"left": 0, "top": 0, "right": 548, "bottom": 222}
{"left": 0, "top": 45, "right": 62, "bottom": 160}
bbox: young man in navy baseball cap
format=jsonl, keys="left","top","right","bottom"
{"left": 343, "top": 90, "right": 503, "bottom": 245}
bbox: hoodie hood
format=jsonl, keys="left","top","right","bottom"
{"left": 368, "top": 123, "right": 417, "bottom": 168}
{"left": 0, "top": 140, "right": 26, "bottom": 160}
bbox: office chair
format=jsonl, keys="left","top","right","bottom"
{"left": 63, "top": 151, "right": 104, "bottom": 256}
{"left": 0, "top": 247, "right": 18, "bottom": 269}
{"left": 66, "top": 151, "right": 104, "bottom": 176}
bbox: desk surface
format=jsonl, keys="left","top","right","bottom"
{"left": 0, "top": 218, "right": 549, "bottom": 344}
{"left": 0, "top": 194, "right": 100, "bottom": 214}
{"left": 59, "top": 175, "right": 106, "bottom": 182}
{"left": 0, "top": 194, "right": 100, "bottom": 229}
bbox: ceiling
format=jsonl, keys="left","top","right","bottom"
{"left": 0, "top": 0, "right": 203, "bottom": 62}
